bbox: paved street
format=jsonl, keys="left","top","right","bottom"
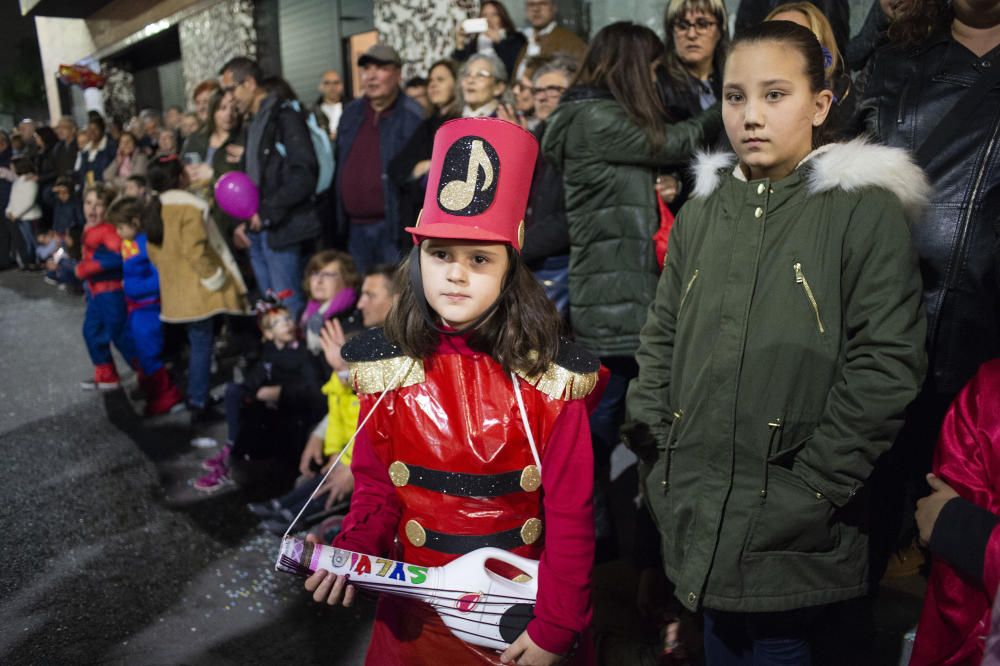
{"left": 0, "top": 269, "right": 925, "bottom": 665}
{"left": 0, "top": 271, "right": 372, "bottom": 665}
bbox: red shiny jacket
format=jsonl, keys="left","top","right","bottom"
{"left": 912, "top": 359, "right": 1000, "bottom": 665}
{"left": 335, "top": 330, "right": 604, "bottom": 665}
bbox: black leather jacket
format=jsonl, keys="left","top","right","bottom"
{"left": 856, "top": 35, "right": 1000, "bottom": 396}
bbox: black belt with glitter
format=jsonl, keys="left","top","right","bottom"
{"left": 407, "top": 465, "right": 526, "bottom": 497}
{"left": 422, "top": 526, "right": 528, "bottom": 554}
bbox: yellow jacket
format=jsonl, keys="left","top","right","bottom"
{"left": 322, "top": 372, "right": 360, "bottom": 464}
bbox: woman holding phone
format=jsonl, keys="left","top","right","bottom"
{"left": 452, "top": 1, "right": 525, "bottom": 80}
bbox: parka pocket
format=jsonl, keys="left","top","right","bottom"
{"left": 746, "top": 441, "right": 840, "bottom": 555}
{"left": 659, "top": 409, "right": 684, "bottom": 495}
{"left": 793, "top": 262, "right": 826, "bottom": 335}
{"left": 677, "top": 269, "right": 699, "bottom": 318}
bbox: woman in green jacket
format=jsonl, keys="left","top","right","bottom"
{"left": 542, "top": 23, "right": 721, "bottom": 552}
{"left": 626, "top": 21, "right": 927, "bottom": 662}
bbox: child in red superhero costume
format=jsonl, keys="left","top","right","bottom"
{"left": 76, "top": 183, "right": 138, "bottom": 390}
{"left": 303, "top": 118, "right": 603, "bottom": 665}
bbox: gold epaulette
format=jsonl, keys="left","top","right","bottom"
{"left": 348, "top": 356, "right": 425, "bottom": 395}
{"left": 515, "top": 362, "right": 600, "bottom": 401}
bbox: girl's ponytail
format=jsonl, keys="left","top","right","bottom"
{"left": 142, "top": 195, "right": 165, "bottom": 246}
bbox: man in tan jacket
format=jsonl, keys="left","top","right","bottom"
{"left": 513, "top": 0, "right": 587, "bottom": 79}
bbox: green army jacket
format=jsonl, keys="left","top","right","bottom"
{"left": 626, "top": 140, "right": 929, "bottom": 612}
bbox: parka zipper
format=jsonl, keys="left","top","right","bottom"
{"left": 759, "top": 418, "right": 783, "bottom": 504}
{"left": 661, "top": 409, "right": 684, "bottom": 494}
{"left": 678, "top": 269, "right": 700, "bottom": 315}
{"left": 794, "top": 263, "right": 826, "bottom": 334}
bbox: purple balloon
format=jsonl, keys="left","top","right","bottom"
{"left": 214, "top": 171, "right": 259, "bottom": 220}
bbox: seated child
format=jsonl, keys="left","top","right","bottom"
{"left": 35, "top": 229, "right": 62, "bottom": 264}
{"left": 300, "top": 249, "right": 360, "bottom": 355}
{"left": 107, "top": 196, "right": 184, "bottom": 416}
{"left": 44, "top": 226, "right": 83, "bottom": 291}
{"left": 910, "top": 359, "right": 1000, "bottom": 665}
{"left": 248, "top": 318, "right": 360, "bottom": 532}
{"left": 76, "top": 183, "right": 139, "bottom": 390}
{"left": 43, "top": 176, "right": 85, "bottom": 236}
{"left": 196, "top": 294, "right": 326, "bottom": 493}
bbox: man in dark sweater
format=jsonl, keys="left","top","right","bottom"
{"left": 334, "top": 43, "right": 423, "bottom": 274}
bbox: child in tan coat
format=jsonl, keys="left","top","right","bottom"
{"left": 144, "top": 155, "right": 248, "bottom": 424}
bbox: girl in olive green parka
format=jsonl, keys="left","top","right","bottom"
{"left": 626, "top": 21, "right": 928, "bottom": 661}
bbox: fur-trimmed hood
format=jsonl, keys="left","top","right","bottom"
{"left": 691, "top": 138, "right": 929, "bottom": 223}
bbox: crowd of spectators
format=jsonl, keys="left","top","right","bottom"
{"left": 5, "top": 0, "right": 1000, "bottom": 662}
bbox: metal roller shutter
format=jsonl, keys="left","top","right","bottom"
{"left": 278, "top": 0, "right": 340, "bottom": 103}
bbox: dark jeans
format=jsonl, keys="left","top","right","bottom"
{"left": 590, "top": 356, "right": 639, "bottom": 541}
{"left": 224, "top": 382, "right": 250, "bottom": 444}
{"left": 704, "top": 608, "right": 820, "bottom": 666}
{"left": 186, "top": 318, "right": 215, "bottom": 407}
{"left": 13, "top": 218, "right": 36, "bottom": 267}
{"left": 347, "top": 220, "right": 400, "bottom": 275}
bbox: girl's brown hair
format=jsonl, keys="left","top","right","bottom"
{"left": 303, "top": 249, "right": 359, "bottom": 296}
{"left": 888, "top": 0, "right": 950, "bottom": 46}
{"left": 384, "top": 246, "right": 559, "bottom": 377}
{"left": 573, "top": 22, "right": 668, "bottom": 150}
{"left": 106, "top": 196, "right": 144, "bottom": 229}
{"left": 481, "top": 0, "right": 518, "bottom": 35}
{"left": 728, "top": 20, "right": 831, "bottom": 147}
{"left": 765, "top": 2, "right": 841, "bottom": 81}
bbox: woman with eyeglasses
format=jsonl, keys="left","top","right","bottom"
{"left": 388, "top": 59, "right": 461, "bottom": 238}
{"left": 452, "top": 0, "right": 526, "bottom": 80}
{"left": 653, "top": 0, "right": 729, "bottom": 215}
{"left": 542, "top": 20, "right": 721, "bottom": 580}
{"left": 458, "top": 53, "right": 510, "bottom": 119}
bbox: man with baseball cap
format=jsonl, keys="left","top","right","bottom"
{"left": 334, "top": 43, "right": 423, "bottom": 272}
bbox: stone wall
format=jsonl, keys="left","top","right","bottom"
{"left": 179, "top": 0, "right": 257, "bottom": 106}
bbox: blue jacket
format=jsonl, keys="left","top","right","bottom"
{"left": 122, "top": 233, "right": 160, "bottom": 303}
{"left": 334, "top": 92, "right": 423, "bottom": 245}
{"left": 43, "top": 189, "right": 85, "bottom": 234}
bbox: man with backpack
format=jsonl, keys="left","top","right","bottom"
{"left": 334, "top": 43, "right": 423, "bottom": 273}
{"left": 220, "top": 56, "right": 320, "bottom": 318}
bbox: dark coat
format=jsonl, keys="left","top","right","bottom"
{"left": 521, "top": 121, "right": 569, "bottom": 270}
{"left": 334, "top": 93, "right": 424, "bottom": 247}
{"left": 246, "top": 95, "right": 320, "bottom": 250}
{"left": 855, "top": 33, "right": 1000, "bottom": 397}
{"left": 451, "top": 31, "right": 527, "bottom": 80}
{"left": 541, "top": 86, "right": 722, "bottom": 357}
{"left": 77, "top": 136, "right": 117, "bottom": 187}
{"left": 627, "top": 142, "right": 927, "bottom": 613}
{"left": 51, "top": 140, "right": 78, "bottom": 182}
{"left": 387, "top": 111, "right": 457, "bottom": 244}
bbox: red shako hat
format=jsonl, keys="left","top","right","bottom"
{"left": 405, "top": 117, "right": 538, "bottom": 253}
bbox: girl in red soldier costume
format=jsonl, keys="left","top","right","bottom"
{"left": 304, "top": 118, "right": 602, "bottom": 665}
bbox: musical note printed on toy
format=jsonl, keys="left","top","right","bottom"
{"left": 437, "top": 136, "right": 500, "bottom": 216}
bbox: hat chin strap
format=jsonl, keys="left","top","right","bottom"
{"left": 407, "top": 245, "right": 513, "bottom": 336}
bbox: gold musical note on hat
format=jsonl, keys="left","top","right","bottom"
{"left": 440, "top": 140, "right": 494, "bottom": 212}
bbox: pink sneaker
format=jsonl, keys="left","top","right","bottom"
{"left": 201, "top": 443, "right": 232, "bottom": 471}
{"left": 193, "top": 466, "right": 234, "bottom": 493}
